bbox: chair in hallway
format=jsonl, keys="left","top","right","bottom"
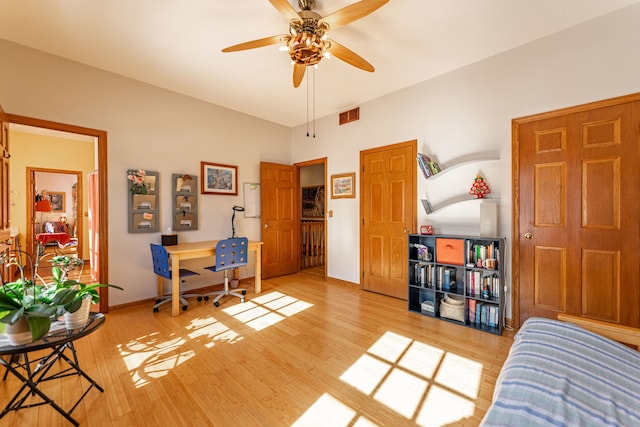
{"left": 150, "top": 243, "right": 201, "bottom": 313}
{"left": 202, "top": 237, "right": 248, "bottom": 307}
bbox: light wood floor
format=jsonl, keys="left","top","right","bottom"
{"left": 1, "top": 270, "right": 514, "bottom": 426}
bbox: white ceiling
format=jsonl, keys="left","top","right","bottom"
{"left": 1, "top": 0, "right": 639, "bottom": 128}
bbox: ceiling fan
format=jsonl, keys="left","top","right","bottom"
{"left": 222, "top": 0, "right": 389, "bottom": 88}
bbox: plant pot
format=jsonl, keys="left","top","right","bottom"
{"left": 4, "top": 317, "right": 34, "bottom": 346}
{"left": 64, "top": 296, "right": 91, "bottom": 329}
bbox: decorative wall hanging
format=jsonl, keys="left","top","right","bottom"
{"left": 48, "top": 191, "right": 65, "bottom": 212}
{"left": 302, "top": 185, "right": 325, "bottom": 218}
{"left": 127, "top": 169, "right": 159, "bottom": 233}
{"left": 201, "top": 162, "right": 238, "bottom": 195}
{"left": 172, "top": 173, "right": 198, "bottom": 230}
{"left": 469, "top": 174, "right": 491, "bottom": 199}
{"left": 331, "top": 173, "right": 355, "bottom": 199}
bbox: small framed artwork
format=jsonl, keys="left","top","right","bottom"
{"left": 331, "top": 173, "right": 356, "bottom": 199}
{"left": 49, "top": 191, "right": 66, "bottom": 212}
{"left": 302, "top": 185, "right": 325, "bottom": 218}
{"left": 201, "top": 162, "right": 238, "bottom": 195}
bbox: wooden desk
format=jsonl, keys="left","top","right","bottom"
{"left": 163, "top": 240, "right": 263, "bottom": 316}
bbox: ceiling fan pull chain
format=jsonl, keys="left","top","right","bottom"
{"left": 306, "top": 68, "right": 310, "bottom": 137}
{"left": 312, "top": 66, "right": 316, "bottom": 138}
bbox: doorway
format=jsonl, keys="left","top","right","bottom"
{"left": 7, "top": 114, "right": 110, "bottom": 312}
{"left": 28, "top": 168, "right": 84, "bottom": 264}
{"left": 298, "top": 158, "right": 327, "bottom": 277}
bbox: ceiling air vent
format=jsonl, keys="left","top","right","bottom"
{"left": 339, "top": 107, "right": 360, "bottom": 125}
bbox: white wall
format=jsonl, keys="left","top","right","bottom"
{"left": 0, "top": 38, "right": 291, "bottom": 306}
{"left": 2, "top": 4, "right": 640, "bottom": 311}
{"left": 291, "top": 4, "right": 640, "bottom": 311}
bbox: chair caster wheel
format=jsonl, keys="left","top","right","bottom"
{"left": 153, "top": 307, "right": 159, "bottom": 313}
{"left": 197, "top": 296, "right": 203, "bottom": 302}
{"left": 214, "top": 301, "right": 220, "bottom": 307}
{"left": 241, "top": 290, "right": 247, "bottom": 296}
{"left": 204, "top": 296, "right": 209, "bottom": 301}
{"left": 155, "top": 298, "right": 162, "bottom": 304}
{"left": 182, "top": 305, "right": 188, "bottom": 311}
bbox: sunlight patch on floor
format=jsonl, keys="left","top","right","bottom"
{"left": 118, "top": 334, "right": 194, "bottom": 387}
{"left": 332, "top": 330, "right": 483, "bottom": 426}
{"left": 291, "top": 393, "right": 359, "bottom": 427}
{"left": 223, "top": 291, "right": 313, "bottom": 331}
{"left": 186, "top": 316, "right": 242, "bottom": 348}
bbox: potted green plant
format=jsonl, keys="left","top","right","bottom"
{"left": 0, "top": 278, "right": 59, "bottom": 345}
{"left": 47, "top": 258, "right": 123, "bottom": 329}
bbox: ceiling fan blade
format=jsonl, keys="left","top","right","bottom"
{"left": 222, "top": 35, "right": 288, "bottom": 52}
{"left": 327, "top": 40, "right": 375, "bottom": 72}
{"left": 269, "top": 0, "right": 301, "bottom": 22}
{"left": 321, "top": 0, "right": 389, "bottom": 30}
{"left": 293, "top": 63, "right": 306, "bottom": 88}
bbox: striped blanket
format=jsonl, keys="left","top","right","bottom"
{"left": 481, "top": 317, "right": 640, "bottom": 427}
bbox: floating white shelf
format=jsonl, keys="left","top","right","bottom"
{"left": 422, "top": 197, "right": 498, "bottom": 215}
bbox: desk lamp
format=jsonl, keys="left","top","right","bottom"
{"left": 231, "top": 205, "right": 245, "bottom": 237}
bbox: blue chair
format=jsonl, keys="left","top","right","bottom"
{"left": 203, "top": 237, "right": 248, "bottom": 307}
{"left": 150, "top": 243, "right": 201, "bottom": 313}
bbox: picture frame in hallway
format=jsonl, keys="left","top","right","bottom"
{"left": 331, "top": 173, "right": 355, "bottom": 199}
{"left": 302, "top": 185, "right": 324, "bottom": 218}
{"left": 201, "top": 162, "right": 238, "bottom": 195}
{"left": 49, "top": 191, "right": 65, "bottom": 212}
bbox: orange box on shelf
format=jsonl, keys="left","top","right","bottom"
{"left": 436, "top": 238, "right": 465, "bottom": 266}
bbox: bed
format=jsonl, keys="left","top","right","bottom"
{"left": 481, "top": 314, "right": 640, "bottom": 427}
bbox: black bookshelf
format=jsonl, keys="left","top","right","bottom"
{"left": 408, "top": 234, "right": 505, "bottom": 335}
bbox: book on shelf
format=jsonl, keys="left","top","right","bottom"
{"left": 417, "top": 154, "right": 433, "bottom": 179}
{"left": 468, "top": 299, "right": 477, "bottom": 324}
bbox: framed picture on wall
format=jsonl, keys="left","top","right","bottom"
{"left": 201, "top": 162, "right": 238, "bottom": 195}
{"left": 302, "top": 185, "right": 325, "bottom": 218}
{"left": 49, "top": 191, "right": 65, "bottom": 212}
{"left": 331, "top": 173, "right": 356, "bottom": 199}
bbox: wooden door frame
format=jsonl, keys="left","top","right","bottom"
{"left": 511, "top": 92, "right": 640, "bottom": 329}
{"left": 7, "top": 114, "right": 110, "bottom": 313}
{"left": 295, "top": 157, "right": 327, "bottom": 278}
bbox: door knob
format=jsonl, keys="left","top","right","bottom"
{"left": 524, "top": 232, "right": 533, "bottom": 239}
{"left": 263, "top": 223, "right": 269, "bottom": 229}
{"left": 403, "top": 228, "right": 409, "bottom": 234}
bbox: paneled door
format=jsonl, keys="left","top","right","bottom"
{"left": 514, "top": 95, "right": 640, "bottom": 327}
{"left": 260, "top": 162, "right": 299, "bottom": 279}
{"left": 361, "top": 140, "right": 416, "bottom": 299}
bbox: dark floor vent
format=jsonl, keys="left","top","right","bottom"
{"left": 339, "top": 107, "right": 360, "bottom": 125}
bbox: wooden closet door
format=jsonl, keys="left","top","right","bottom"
{"left": 360, "top": 140, "right": 416, "bottom": 299}
{"left": 515, "top": 96, "right": 640, "bottom": 327}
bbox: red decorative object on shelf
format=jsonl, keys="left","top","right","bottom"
{"left": 469, "top": 175, "right": 490, "bottom": 199}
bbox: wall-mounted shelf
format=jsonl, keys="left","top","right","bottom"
{"left": 420, "top": 151, "right": 500, "bottom": 214}
{"left": 425, "top": 151, "right": 500, "bottom": 181}
{"left": 128, "top": 170, "right": 159, "bottom": 233}
{"left": 172, "top": 173, "right": 198, "bottom": 231}
{"left": 422, "top": 197, "right": 498, "bottom": 215}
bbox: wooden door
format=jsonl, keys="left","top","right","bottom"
{"left": 514, "top": 96, "right": 640, "bottom": 327}
{"left": 0, "top": 104, "right": 10, "bottom": 252}
{"left": 361, "top": 140, "right": 416, "bottom": 299}
{"left": 260, "top": 162, "right": 298, "bottom": 279}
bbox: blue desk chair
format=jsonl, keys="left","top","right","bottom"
{"left": 150, "top": 243, "right": 201, "bottom": 313}
{"left": 203, "top": 237, "right": 248, "bottom": 307}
